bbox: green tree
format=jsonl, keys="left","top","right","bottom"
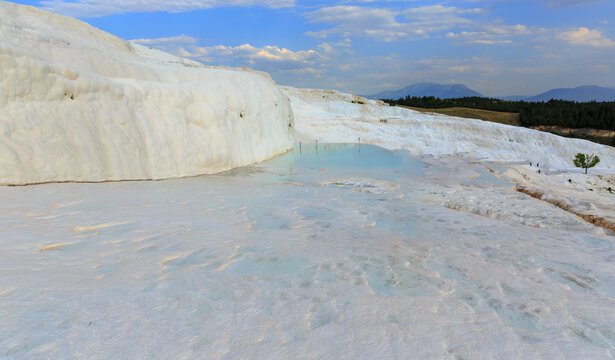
{"left": 574, "top": 153, "right": 601, "bottom": 174}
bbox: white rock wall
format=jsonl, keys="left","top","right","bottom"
{"left": 0, "top": 1, "right": 294, "bottom": 185}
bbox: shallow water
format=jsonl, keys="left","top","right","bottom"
{"left": 1, "top": 144, "right": 614, "bottom": 359}
{"left": 226, "top": 143, "right": 425, "bottom": 181}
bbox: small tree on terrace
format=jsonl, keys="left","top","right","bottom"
{"left": 574, "top": 153, "right": 600, "bottom": 174}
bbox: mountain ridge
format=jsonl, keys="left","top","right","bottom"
{"left": 366, "top": 83, "right": 615, "bottom": 102}
{"left": 364, "top": 83, "right": 483, "bottom": 100}
{"left": 524, "top": 85, "right": 615, "bottom": 102}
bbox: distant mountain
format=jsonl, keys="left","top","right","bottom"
{"left": 367, "top": 83, "right": 615, "bottom": 102}
{"left": 365, "top": 83, "right": 483, "bottom": 100}
{"left": 524, "top": 85, "right": 615, "bottom": 102}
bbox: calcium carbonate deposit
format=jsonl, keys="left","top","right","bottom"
{"left": 282, "top": 85, "right": 615, "bottom": 237}
{"left": 282, "top": 86, "right": 615, "bottom": 170}
{"left": 0, "top": 1, "right": 293, "bottom": 185}
{"left": 2, "top": 2, "right": 615, "bottom": 359}
{"left": 2, "top": 144, "right": 615, "bottom": 359}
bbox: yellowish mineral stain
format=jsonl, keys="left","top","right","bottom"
{"left": 39, "top": 243, "right": 68, "bottom": 252}
{"left": 71, "top": 221, "right": 134, "bottom": 232}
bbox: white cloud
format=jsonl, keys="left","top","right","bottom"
{"left": 305, "top": 6, "right": 401, "bottom": 39}
{"left": 468, "top": 39, "right": 513, "bottom": 44}
{"left": 125, "top": 36, "right": 329, "bottom": 84}
{"left": 130, "top": 35, "right": 198, "bottom": 46}
{"left": 449, "top": 65, "right": 472, "bottom": 72}
{"left": 129, "top": 35, "right": 199, "bottom": 55}
{"left": 445, "top": 24, "right": 531, "bottom": 45}
{"left": 559, "top": 27, "right": 615, "bottom": 47}
{"left": 182, "top": 43, "right": 325, "bottom": 71}
{"left": 483, "top": 24, "right": 531, "bottom": 36}
{"left": 305, "top": 5, "right": 482, "bottom": 41}
{"left": 39, "top": 0, "right": 295, "bottom": 18}
{"left": 317, "top": 39, "right": 353, "bottom": 55}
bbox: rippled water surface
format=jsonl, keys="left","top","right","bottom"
{"left": 1, "top": 144, "right": 614, "bottom": 359}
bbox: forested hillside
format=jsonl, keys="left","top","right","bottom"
{"left": 384, "top": 96, "right": 615, "bottom": 131}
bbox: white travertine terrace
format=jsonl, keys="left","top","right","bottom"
{"left": 282, "top": 86, "right": 615, "bottom": 171}
{"left": 282, "top": 85, "right": 615, "bottom": 233}
{"left": 1, "top": 3, "right": 615, "bottom": 358}
{"left": 0, "top": 1, "right": 294, "bottom": 185}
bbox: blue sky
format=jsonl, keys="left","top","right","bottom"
{"left": 11, "top": 0, "right": 615, "bottom": 96}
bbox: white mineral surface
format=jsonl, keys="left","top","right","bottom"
{"left": 2, "top": 144, "right": 614, "bottom": 359}
{"left": 2, "top": 2, "right": 615, "bottom": 359}
{"left": 282, "top": 85, "right": 615, "bottom": 170}
{"left": 283, "top": 85, "right": 615, "bottom": 236}
{"left": 0, "top": 1, "right": 294, "bottom": 185}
